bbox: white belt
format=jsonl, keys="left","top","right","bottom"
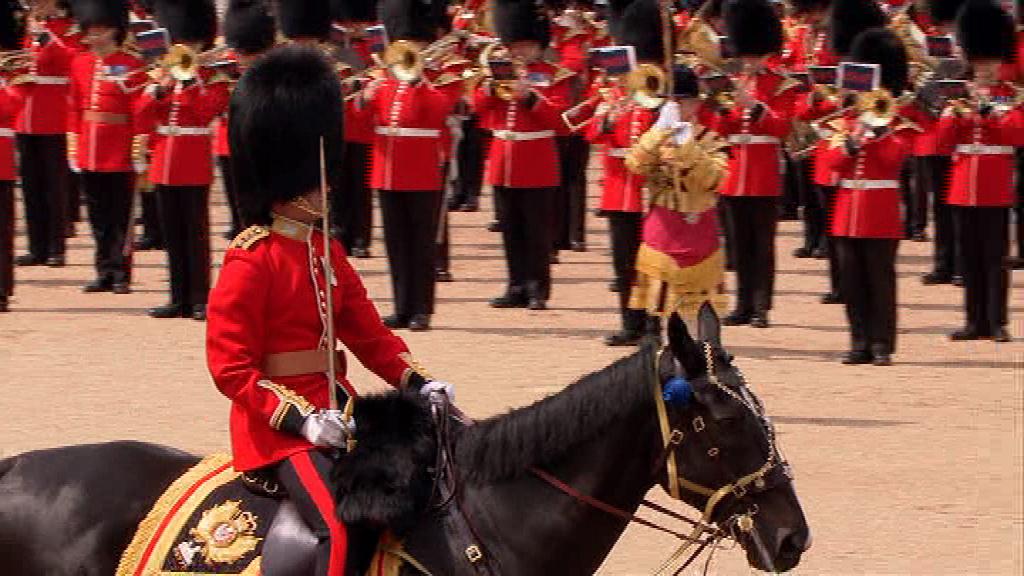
{"left": 955, "top": 144, "right": 1015, "bottom": 155}
{"left": 157, "top": 125, "right": 211, "bottom": 136}
{"left": 607, "top": 147, "right": 629, "bottom": 158}
{"left": 375, "top": 127, "right": 441, "bottom": 138}
{"left": 839, "top": 179, "right": 899, "bottom": 190}
{"left": 728, "top": 134, "right": 780, "bottom": 145}
{"left": 492, "top": 129, "right": 555, "bottom": 141}
{"left": 32, "top": 76, "right": 70, "bottom": 85}
{"left": 0, "top": 128, "right": 13, "bottom": 138}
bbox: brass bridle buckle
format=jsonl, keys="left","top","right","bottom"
{"left": 669, "top": 429, "right": 684, "bottom": 445}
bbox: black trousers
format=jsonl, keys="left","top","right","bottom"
{"left": 0, "top": 181, "right": 13, "bottom": 300}
{"left": 722, "top": 196, "right": 778, "bottom": 314}
{"left": 781, "top": 153, "right": 800, "bottom": 218}
{"left": 953, "top": 207, "right": 1009, "bottom": 335}
{"left": 916, "top": 155, "right": 957, "bottom": 275}
{"left": 68, "top": 171, "right": 81, "bottom": 223}
{"left": 836, "top": 237, "right": 898, "bottom": 355}
{"left": 554, "top": 135, "right": 588, "bottom": 249}
{"left": 82, "top": 171, "right": 135, "bottom": 284}
{"left": 901, "top": 159, "right": 924, "bottom": 237}
{"left": 608, "top": 211, "right": 645, "bottom": 332}
{"left": 218, "top": 156, "right": 241, "bottom": 237}
{"left": 155, "top": 185, "right": 210, "bottom": 309}
{"left": 138, "top": 183, "right": 163, "bottom": 244}
{"left": 796, "top": 157, "right": 824, "bottom": 252}
{"left": 452, "top": 115, "right": 485, "bottom": 206}
{"left": 380, "top": 190, "right": 440, "bottom": 317}
{"left": 496, "top": 186, "right": 553, "bottom": 300}
{"left": 437, "top": 162, "right": 451, "bottom": 275}
{"left": 819, "top": 185, "right": 841, "bottom": 296}
{"left": 336, "top": 142, "right": 373, "bottom": 253}
{"left": 17, "top": 134, "right": 68, "bottom": 259}
{"left": 1015, "top": 150, "right": 1023, "bottom": 259}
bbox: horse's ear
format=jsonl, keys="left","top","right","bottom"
{"left": 696, "top": 302, "right": 722, "bottom": 350}
{"left": 668, "top": 313, "right": 706, "bottom": 377}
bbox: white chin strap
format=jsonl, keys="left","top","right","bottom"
{"left": 634, "top": 92, "right": 666, "bottom": 109}
{"left": 391, "top": 65, "right": 420, "bottom": 84}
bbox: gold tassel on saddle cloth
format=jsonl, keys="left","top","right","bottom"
{"left": 629, "top": 247, "right": 727, "bottom": 318}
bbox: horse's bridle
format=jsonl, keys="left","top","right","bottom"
{"left": 649, "top": 342, "right": 793, "bottom": 574}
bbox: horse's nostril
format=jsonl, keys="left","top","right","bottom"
{"left": 781, "top": 529, "right": 812, "bottom": 555}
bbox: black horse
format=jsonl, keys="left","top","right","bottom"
{"left": 0, "top": 308, "right": 810, "bottom": 574}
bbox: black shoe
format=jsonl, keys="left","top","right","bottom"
{"left": 571, "top": 241, "right": 587, "bottom": 252}
{"left": 872, "top": 353, "right": 893, "bottom": 366}
{"left": 409, "top": 314, "right": 431, "bottom": 331}
{"left": 921, "top": 271, "right": 952, "bottom": 285}
{"left": 192, "top": 304, "right": 207, "bottom": 321}
{"left": 65, "top": 222, "right": 76, "bottom": 238}
{"left": 527, "top": 297, "right": 547, "bottom": 311}
{"left": 222, "top": 229, "right": 236, "bottom": 240}
{"left": 111, "top": 282, "right": 131, "bottom": 295}
{"left": 842, "top": 350, "right": 873, "bottom": 365}
{"left": 1011, "top": 257, "right": 1024, "bottom": 270}
{"left": 133, "top": 236, "right": 162, "bottom": 251}
{"left": 487, "top": 221, "right": 501, "bottom": 232}
{"left": 83, "top": 278, "right": 112, "bottom": 293}
{"left": 949, "top": 327, "right": 982, "bottom": 341}
{"left": 910, "top": 232, "right": 928, "bottom": 242}
{"left": 952, "top": 275, "right": 964, "bottom": 287}
{"left": 15, "top": 254, "right": 45, "bottom": 266}
{"left": 820, "top": 292, "right": 843, "bottom": 304}
{"left": 46, "top": 255, "right": 65, "bottom": 267}
{"left": 436, "top": 270, "right": 454, "bottom": 282}
{"left": 550, "top": 252, "right": 560, "bottom": 264}
{"left": 489, "top": 293, "right": 528, "bottom": 308}
{"left": 792, "top": 247, "right": 813, "bottom": 259}
{"left": 811, "top": 247, "right": 828, "bottom": 259}
{"left": 750, "top": 313, "right": 769, "bottom": 328}
{"left": 382, "top": 314, "right": 410, "bottom": 329}
{"left": 461, "top": 198, "right": 479, "bottom": 212}
{"left": 604, "top": 330, "right": 642, "bottom": 347}
{"left": 780, "top": 210, "right": 799, "bottom": 221}
{"left": 723, "top": 310, "right": 752, "bottom": 326}
{"left": 350, "top": 246, "right": 370, "bottom": 259}
{"left": 608, "top": 281, "right": 620, "bottom": 293}
{"left": 993, "top": 328, "right": 1011, "bottom": 342}
{"left": 448, "top": 197, "right": 463, "bottom": 211}
{"left": 148, "top": 304, "right": 184, "bottom": 318}
{"left": 0, "top": 298, "right": 8, "bottom": 313}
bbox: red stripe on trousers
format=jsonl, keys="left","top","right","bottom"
{"left": 292, "top": 450, "right": 348, "bottom": 576}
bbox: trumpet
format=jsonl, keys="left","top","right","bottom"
{"left": 0, "top": 49, "right": 31, "bottom": 73}
{"left": 480, "top": 42, "right": 524, "bottom": 101}
{"left": 561, "top": 71, "right": 621, "bottom": 132}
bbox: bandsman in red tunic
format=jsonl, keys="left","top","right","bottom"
{"left": 356, "top": 0, "right": 455, "bottom": 331}
{"left": 477, "top": 0, "right": 574, "bottom": 311}
{"left": 12, "top": 0, "right": 84, "bottom": 268}
{"left": 713, "top": 0, "right": 800, "bottom": 329}
{"left": 0, "top": 1, "right": 25, "bottom": 313}
{"left": 208, "top": 45, "right": 452, "bottom": 576}
{"left": 823, "top": 28, "right": 917, "bottom": 366}
{"left": 135, "top": 0, "right": 229, "bottom": 320}
{"left": 68, "top": 0, "right": 145, "bottom": 294}
{"left": 586, "top": 0, "right": 663, "bottom": 345}
{"left": 938, "top": 0, "right": 1021, "bottom": 342}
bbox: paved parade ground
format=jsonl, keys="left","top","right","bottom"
{"left": 1, "top": 180, "right": 1021, "bottom": 574}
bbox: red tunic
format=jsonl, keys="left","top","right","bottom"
{"left": 68, "top": 49, "right": 145, "bottom": 172}
{"left": 14, "top": 16, "right": 84, "bottom": 135}
{"left": 474, "top": 60, "right": 573, "bottom": 188}
{"left": 0, "top": 85, "right": 22, "bottom": 181}
{"left": 936, "top": 92, "right": 1024, "bottom": 207}
{"left": 550, "top": 23, "right": 592, "bottom": 75}
{"left": 358, "top": 77, "right": 454, "bottom": 191}
{"left": 587, "top": 97, "right": 658, "bottom": 213}
{"left": 826, "top": 122, "right": 915, "bottom": 238}
{"left": 134, "top": 70, "right": 231, "bottom": 186}
{"left": 207, "top": 217, "right": 424, "bottom": 471}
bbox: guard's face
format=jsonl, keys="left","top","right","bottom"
{"left": 972, "top": 60, "right": 1002, "bottom": 85}
{"left": 675, "top": 98, "right": 702, "bottom": 120}
{"left": 83, "top": 26, "right": 118, "bottom": 50}
{"left": 508, "top": 41, "right": 541, "bottom": 63}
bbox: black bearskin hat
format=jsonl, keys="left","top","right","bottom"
{"left": 850, "top": 27, "right": 909, "bottom": 94}
{"left": 382, "top": 0, "right": 446, "bottom": 42}
{"left": 229, "top": 45, "right": 343, "bottom": 224}
{"left": 957, "top": 0, "right": 1016, "bottom": 61}
{"left": 0, "top": 0, "right": 24, "bottom": 51}
{"left": 225, "top": 0, "right": 276, "bottom": 54}
{"left": 609, "top": 0, "right": 664, "bottom": 62}
{"left": 153, "top": 0, "right": 216, "bottom": 46}
{"left": 74, "top": 0, "right": 129, "bottom": 36}
{"left": 723, "top": 0, "right": 783, "bottom": 56}
{"left": 671, "top": 63, "right": 700, "bottom": 98}
{"left": 789, "top": 0, "right": 830, "bottom": 14}
{"left": 829, "top": 0, "right": 885, "bottom": 57}
{"left": 331, "top": 0, "right": 378, "bottom": 22}
{"left": 928, "top": 0, "right": 967, "bottom": 24}
{"left": 493, "top": 0, "right": 551, "bottom": 47}
{"left": 699, "top": 0, "right": 725, "bottom": 20}
{"left": 275, "top": 0, "right": 331, "bottom": 40}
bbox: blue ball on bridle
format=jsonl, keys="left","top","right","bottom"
{"left": 663, "top": 376, "right": 693, "bottom": 407}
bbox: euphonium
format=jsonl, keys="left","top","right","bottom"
{"left": 626, "top": 64, "right": 667, "bottom": 100}
{"left": 382, "top": 40, "right": 424, "bottom": 82}
{"left": 165, "top": 44, "right": 198, "bottom": 82}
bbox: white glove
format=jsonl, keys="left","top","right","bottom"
{"left": 420, "top": 380, "right": 455, "bottom": 403}
{"left": 301, "top": 409, "right": 355, "bottom": 448}
{"left": 653, "top": 100, "right": 681, "bottom": 131}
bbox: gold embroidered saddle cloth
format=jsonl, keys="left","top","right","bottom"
{"left": 116, "top": 454, "right": 410, "bottom": 576}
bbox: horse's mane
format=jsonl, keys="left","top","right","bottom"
{"left": 455, "top": 346, "right": 657, "bottom": 483}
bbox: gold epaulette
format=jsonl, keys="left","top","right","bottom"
{"left": 207, "top": 72, "right": 233, "bottom": 85}
{"left": 431, "top": 72, "right": 461, "bottom": 86}
{"left": 229, "top": 225, "right": 270, "bottom": 250}
{"left": 552, "top": 65, "right": 576, "bottom": 84}
{"left": 122, "top": 46, "right": 142, "bottom": 59}
{"left": 775, "top": 74, "right": 803, "bottom": 96}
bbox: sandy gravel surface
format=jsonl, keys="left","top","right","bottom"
{"left": 1, "top": 177, "right": 1021, "bottom": 575}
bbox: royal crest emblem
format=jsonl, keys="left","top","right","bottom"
{"left": 184, "top": 500, "right": 262, "bottom": 566}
